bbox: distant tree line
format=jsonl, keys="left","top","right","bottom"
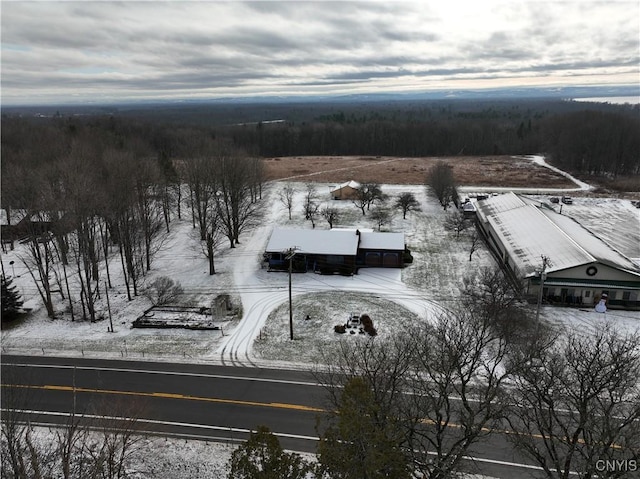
{"left": 227, "top": 108, "right": 639, "bottom": 177}
{"left": 542, "top": 110, "right": 640, "bottom": 176}
{"left": 3, "top": 99, "right": 639, "bottom": 180}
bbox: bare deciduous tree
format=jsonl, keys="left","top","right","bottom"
{"left": 103, "top": 150, "right": 145, "bottom": 300}
{"left": 2, "top": 371, "right": 149, "bottom": 479}
{"left": 87, "top": 398, "right": 147, "bottom": 479}
{"left": 1, "top": 368, "right": 57, "bottom": 478}
{"left": 303, "top": 183, "right": 320, "bottom": 228}
{"left": 468, "top": 229, "right": 481, "bottom": 261}
{"left": 370, "top": 206, "right": 391, "bottom": 231}
{"left": 247, "top": 156, "right": 266, "bottom": 203}
{"left": 133, "top": 157, "right": 166, "bottom": 272}
{"left": 317, "top": 308, "right": 518, "bottom": 479}
{"left": 460, "top": 266, "right": 531, "bottom": 343}
{"left": 394, "top": 192, "right": 421, "bottom": 219}
{"left": 403, "top": 312, "right": 516, "bottom": 478}
{"left": 426, "top": 161, "right": 458, "bottom": 210}
{"left": 20, "top": 224, "right": 57, "bottom": 318}
{"left": 320, "top": 205, "right": 340, "bottom": 229}
{"left": 443, "top": 210, "right": 469, "bottom": 239}
{"left": 352, "top": 182, "right": 386, "bottom": 215}
{"left": 213, "top": 153, "right": 263, "bottom": 247}
{"left": 184, "top": 155, "right": 217, "bottom": 241}
{"left": 507, "top": 326, "right": 640, "bottom": 479}
{"left": 203, "top": 212, "right": 225, "bottom": 275}
{"left": 279, "top": 184, "right": 295, "bottom": 221}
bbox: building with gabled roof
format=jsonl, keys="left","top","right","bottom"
{"left": 330, "top": 181, "right": 361, "bottom": 200}
{"left": 476, "top": 192, "right": 640, "bottom": 309}
{"left": 265, "top": 227, "right": 406, "bottom": 274}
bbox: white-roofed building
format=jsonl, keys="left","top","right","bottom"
{"left": 265, "top": 227, "right": 406, "bottom": 274}
{"left": 330, "top": 180, "right": 361, "bottom": 200}
{"left": 476, "top": 192, "right": 640, "bottom": 309}
{"left": 358, "top": 231, "right": 406, "bottom": 267}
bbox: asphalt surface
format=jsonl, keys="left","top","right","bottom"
{"left": 1, "top": 354, "right": 555, "bottom": 478}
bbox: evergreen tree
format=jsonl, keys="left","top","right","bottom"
{"left": 317, "top": 377, "right": 410, "bottom": 479}
{"left": 1, "top": 275, "right": 24, "bottom": 322}
{"left": 228, "top": 425, "right": 314, "bottom": 479}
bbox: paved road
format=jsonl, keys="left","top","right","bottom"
{"left": 1, "top": 355, "right": 553, "bottom": 478}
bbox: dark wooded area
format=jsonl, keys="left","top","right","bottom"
{"left": 3, "top": 98, "right": 638, "bottom": 182}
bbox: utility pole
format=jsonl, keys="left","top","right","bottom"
{"left": 535, "top": 255, "right": 551, "bottom": 324}
{"left": 285, "top": 247, "right": 299, "bottom": 340}
{"left": 105, "top": 281, "right": 114, "bottom": 332}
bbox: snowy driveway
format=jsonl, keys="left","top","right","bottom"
{"left": 217, "top": 224, "right": 438, "bottom": 366}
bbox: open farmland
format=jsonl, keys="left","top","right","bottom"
{"left": 264, "top": 155, "right": 578, "bottom": 188}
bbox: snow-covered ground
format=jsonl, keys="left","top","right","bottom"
{"left": 3, "top": 170, "right": 638, "bottom": 362}
{"left": 2, "top": 156, "right": 639, "bottom": 478}
{"left": 1, "top": 181, "right": 485, "bottom": 362}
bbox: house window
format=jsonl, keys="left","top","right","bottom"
{"left": 584, "top": 290, "right": 591, "bottom": 298}
{"left": 622, "top": 291, "right": 631, "bottom": 301}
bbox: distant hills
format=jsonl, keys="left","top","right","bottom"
{"left": 2, "top": 84, "right": 638, "bottom": 113}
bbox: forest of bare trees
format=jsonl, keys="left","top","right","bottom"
{"left": 1, "top": 117, "right": 265, "bottom": 320}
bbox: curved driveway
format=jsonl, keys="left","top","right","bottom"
{"left": 217, "top": 201, "right": 439, "bottom": 366}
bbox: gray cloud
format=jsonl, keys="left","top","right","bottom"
{"left": 1, "top": 1, "right": 638, "bottom": 104}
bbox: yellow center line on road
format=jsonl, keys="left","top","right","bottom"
{"left": 4, "top": 383, "right": 326, "bottom": 413}
{"left": 419, "top": 418, "right": 625, "bottom": 450}
{"left": 2, "top": 384, "right": 628, "bottom": 450}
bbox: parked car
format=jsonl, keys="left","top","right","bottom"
{"left": 549, "top": 196, "right": 560, "bottom": 204}
{"left": 561, "top": 196, "right": 573, "bottom": 204}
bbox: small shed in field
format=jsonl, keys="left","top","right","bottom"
{"left": 330, "top": 181, "right": 361, "bottom": 200}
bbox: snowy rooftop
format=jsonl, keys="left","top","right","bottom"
{"left": 477, "top": 193, "right": 640, "bottom": 277}
{"left": 266, "top": 228, "right": 359, "bottom": 256}
{"left": 476, "top": 192, "right": 528, "bottom": 218}
{"left": 486, "top": 205, "right": 593, "bottom": 275}
{"left": 330, "top": 180, "right": 360, "bottom": 192}
{"left": 266, "top": 228, "right": 405, "bottom": 255}
{"left": 541, "top": 209, "right": 640, "bottom": 273}
{"left": 359, "top": 231, "right": 405, "bottom": 250}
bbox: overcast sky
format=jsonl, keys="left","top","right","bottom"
{"left": 2, "top": 1, "right": 639, "bottom": 105}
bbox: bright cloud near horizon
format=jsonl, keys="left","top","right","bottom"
{"left": 2, "top": 1, "right": 639, "bottom": 105}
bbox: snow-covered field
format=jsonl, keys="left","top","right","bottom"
{"left": 2, "top": 157, "right": 639, "bottom": 478}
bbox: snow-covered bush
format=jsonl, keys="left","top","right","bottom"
{"left": 143, "top": 277, "right": 184, "bottom": 305}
